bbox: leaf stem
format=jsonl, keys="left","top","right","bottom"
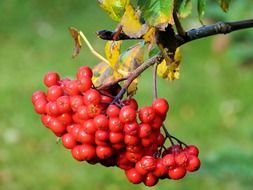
{"left": 79, "top": 31, "right": 110, "bottom": 66}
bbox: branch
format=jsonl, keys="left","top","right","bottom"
{"left": 176, "top": 19, "right": 253, "bottom": 46}
{"left": 112, "top": 53, "right": 163, "bottom": 103}
{"left": 96, "top": 19, "right": 253, "bottom": 47}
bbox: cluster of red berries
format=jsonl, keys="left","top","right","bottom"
{"left": 32, "top": 66, "right": 200, "bottom": 186}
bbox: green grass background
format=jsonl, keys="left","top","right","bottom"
{"left": 0, "top": 1, "right": 253, "bottom": 190}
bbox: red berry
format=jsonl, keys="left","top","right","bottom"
{"left": 57, "top": 112, "right": 73, "bottom": 125}
{"left": 83, "top": 89, "right": 101, "bottom": 105}
{"left": 77, "top": 77, "right": 92, "bottom": 92}
{"left": 175, "top": 151, "right": 188, "bottom": 166}
{"left": 47, "top": 85, "right": 63, "bottom": 102}
{"left": 109, "top": 117, "right": 123, "bottom": 132}
{"left": 49, "top": 118, "right": 66, "bottom": 136}
{"left": 153, "top": 158, "right": 168, "bottom": 177}
{"left": 152, "top": 98, "right": 169, "bottom": 116}
{"left": 62, "top": 133, "right": 77, "bottom": 149}
{"left": 144, "top": 172, "right": 158, "bottom": 187}
{"left": 124, "top": 122, "right": 139, "bottom": 135}
{"left": 76, "top": 66, "right": 93, "bottom": 79}
{"left": 68, "top": 124, "right": 81, "bottom": 140}
{"left": 95, "top": 130, "right": 109, "bottom": 141}
{"left": 44, "top": 72, "right": 60, "bottom": 87}
{"left": 100, "top": 95, "right": 113, "bottom": 104}
{"left": 156, "top": 133, "right": 165, "bottom": 146}
{"left": 32, "top": 91, "right": 46, "bottom": 104}
{"left": 64, "top": 80, "right": 80, "bottom": 96}
{"left": 106, "top": 105, "right": 120, "bottom": 118}
{"left": 138, "top": 106, "right": 156, "bottom": 123}
{"left": 40, "top": 114, "right": 53, "bottom": 128}
{"left": 140, "top": 156, "right": 157, "bottom": 171}
{"left": 109, "top": 132, "right": 124, "bottom": 144}
{"left": 123, "top": 98, "right": 138, "bottom": 110}
{"left": 71, "top": 146, "right": 82, "bottom": 161}
{"left": 150, "top": 116, "right": 163, "bottom": 129}
{"left": 141, "top": 137, "right": 153, "bottom": 147}
{"left": 125, "top": 168, "right": 143, "bottom": 184}
{"left": 135, "top": 161, "right": 148, "bottom": 175}
{"left": 185, "top": 145, "right": 199, "bottom": 156}
{"left": 82, "top": 119, "right": 96, "bottom": 134}
{"left": 186, "top": 155, "right": 201, "bottom": 172}
{"left": 79, "top": 144, "right": 96, "bottom": 161}
{"left": 116, "top": 152, "right": 134, "bottom": 170}
{"left": 162, "top": 154, "right": 176, "bottom": 169}
{"left": 87, "top": 104, "right": 101, "bottom": 118}
{"left": 70, "top": 95, "right": 84, "bottom": 112}
{"left": 46, "top": 102, "right": 60, "bottom": 116}
{"left": 138, "top": 123, "right": 152, "bottom": 138}
{"left": 126, "top": 145, "right": 142, "bottom": 153}
{"left": 77, "top": 106, "right": 90, "bottom": 120}
{"left": 34, "top": 99, "right": 47, "bottom": 114}
{"left": 119, "top": 106, "right": 136, "bottom": 123}
{"left": 168, "top": 166, "right": 186, "bottom": 180}
{"left": 126, "top": 151, "right": 142, "bottom": 163}
{"left": 56, "top": 96, "right": 71, "bottom": 113}
{"left": 124, "top": 135, "right": 139, "bottom": 146}
{"left": 96, "top": 145, "right": 113, "bottom": 159}
{"left": 78, "top": 129, "right": 95, "bottom": 144}
{"left": 93, "top": 114, "right": 109, "bottom": 130}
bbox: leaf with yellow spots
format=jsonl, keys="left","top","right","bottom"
{"left": 138, "top": 0, "right": 174, "bottom": 30}
{"left": 120, "top": 3, "right": 148, "bottom": 38}
{"left": 116, "top": 41, "right": 145, "bottom": 77}
{"left": 92, "top": 62, "right": 115, "bottom": 87}
{"left": 105, "top": 41, "right": 122, "bottom": 68}
{"left": 157, "top": 48, "right": 182, "bottom": 80}
{"left": 116, "top": 41, "right": 146, "bottom": 96}
{"left": 98, "top": 0, "right": 129, "bottom": 21}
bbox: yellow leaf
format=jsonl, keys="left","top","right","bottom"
{"left": 105, "top": 41, "right": 122, "bottom": 68}
{"left": 98, "top": 0, "right": 129, "bottom": 21}
{"left": 157, "top": 48, "right": 182, "bottom": 80}
{"left": 143, "top": 27, "right": 155, "bottom": 43}
{"left": 127, "top": 78, "right": 138, "bottom": 96}
{"left": 120, "top": 4, "right": 148, "bottom": 38}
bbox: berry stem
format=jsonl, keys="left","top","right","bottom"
{"left": 170, "top": 135, "right": 188, "bottom": 147}
{"left": 162, "top": 125, "right": 174, "bottom": 146}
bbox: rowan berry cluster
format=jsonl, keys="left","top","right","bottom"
{"left": 31, "top": 66, "right": 200, "bottom": 186}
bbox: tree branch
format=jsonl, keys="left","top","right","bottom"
{"left": 176, "top": 19, "right": 253, "bottom": 46}
{"left": 97, "top": 19, "right": 253, "bottom": 47}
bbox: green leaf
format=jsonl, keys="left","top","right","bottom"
{"left": 178, "top": 0, "right": 192, "bottom": 18}
{"left": 98, "top": 0, "right": 129, "bottom": 21}
{"left": 197, "top": 0, "right": 206, "bottom": 24}
{"left": 217, "top": 0, "right": 231, "bottom": 12}
{"left": 138, "top": 0, "right": 174, "bottom": 29}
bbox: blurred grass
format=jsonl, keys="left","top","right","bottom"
{"left": 0, "top": 1, "right": 253, "bottom": 190}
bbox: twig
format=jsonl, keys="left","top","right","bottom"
{"left": 112, "top": 53, "right": 163, "bottom": 103}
